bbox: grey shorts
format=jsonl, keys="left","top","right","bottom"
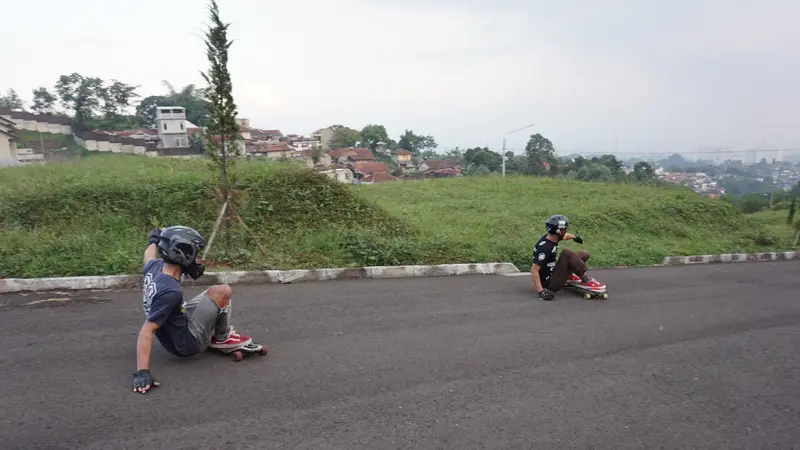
{"left": 184, "top": 289, "right": 221, "bottom": 353}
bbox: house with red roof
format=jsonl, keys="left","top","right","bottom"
{"left": 352, "top": 161, "right": 399, "bottom": 184}
{"left": 418, "top": 159, "right": 462, "bottom": 177}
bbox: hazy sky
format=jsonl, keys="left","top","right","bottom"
{"left": 2, "top": 0, "right": 799, "bottom": 156}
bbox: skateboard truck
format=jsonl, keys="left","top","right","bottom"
{"left": 209, "top": 342, "right": 268, "bottom": 362}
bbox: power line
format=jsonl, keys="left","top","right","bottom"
{"left": 502, "top": 148, "right": 800, "bottom": 156}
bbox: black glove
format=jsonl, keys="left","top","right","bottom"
{"left": 573, "top": 235, "right": 583, "bottom": 244}
{"left": 148, "top": 228, "right": 162, "bottom": 246}
{"left": 132, "top": 369, "right": 159, "bottom": 394}
{"left": 538, "top": 290, "right": 555, "bottom": 301}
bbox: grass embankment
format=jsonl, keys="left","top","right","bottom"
{"left": 749, "top": 209, "right": 799, "bottom": 245}
{"left": 0, "top": 156, "right": 793, "bottom": 278}
{"left": 0, "top": 155, "right": 419, "bottom": 278}
{"left": 16, "top": 130, "right": 85, "bottom": 158}
{"left": 356, "top": 176, "right": 794, "bottom": 270}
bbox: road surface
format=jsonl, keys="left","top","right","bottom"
{"left": 1, "top": 261, "right": 798, "bottom": 449}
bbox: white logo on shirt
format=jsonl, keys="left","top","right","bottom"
{"left": 538, "top": 253, "right": 546, "bottom": 261}
{"left": 143, "top": 272, "right": 157, "bottom": 317}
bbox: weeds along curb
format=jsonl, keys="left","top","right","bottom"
{"left": 662, "top": 251, "right": 798, "bottom": 265}
{"left": 0, "top": 263, "right": 521, "bottom": 294}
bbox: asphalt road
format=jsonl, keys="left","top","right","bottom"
{"left": 1, "top": 261, "right": 798, "bottom": 449}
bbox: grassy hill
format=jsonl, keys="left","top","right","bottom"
{"left": 0, "top": 156, "right": 794, "bottom": 279}
{"left": 355, "top": 175, "right": 794, "bottom": 270}
{"left": 0, "top": 155, "right": 415, "bottom": 278}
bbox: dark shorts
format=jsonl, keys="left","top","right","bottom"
{"left": 541, "top": 248, "right": 591, "bottom": 292}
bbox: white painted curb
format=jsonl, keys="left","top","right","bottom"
{"left": 663, "top": 251, "right": 798, "bottom": 265}
{"left": 0, "top": 262, "right": 521, "bottom": 294}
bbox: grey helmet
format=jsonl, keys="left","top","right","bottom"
{"left": 156, "top": 226, "right": 205, "bottom": 268}
{"left": 545, "top": 214, "right": 569, "bottom": 236}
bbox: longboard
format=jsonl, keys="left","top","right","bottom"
{"left": 208, "top": 342, "right": 268, "bottom": 362}
{"left": 565, "top": 283, "right": 609, "bottom": 300}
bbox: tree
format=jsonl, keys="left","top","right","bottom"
{"left": 50, "top": 73, "right": 139, "bottom": 130}
{"left": 592, "top": 154, "right": 623, "bottom": 177}
{"left": 328, "top": 125, "right": 361, "bottom": 149}
{"left": 136, "top": 82, "right": 210, "bottom": 128}
{"left": 463, "top": 147, "right": 502, "bottom": 172}
{"left": 524, "top": 133, "right": 557, "bottom": 175}
{"left": 31, "top": 87, "right": 57, "bottom": 114}
{"left": 397, "top": 129, "right": 437, "bottom": 155}
{"left": 360, "top": 124, "right": 390, "bottom": 152}
{"left": 632, "top": 161, "right": 656, "bottom": 182}
{"left": 311, "top": 143, "right": 322, "bottom": 166}
{"left": 788, "top": 197, "right": 797, "bottom": 225}
{"left": 101, "top": 80, "right": 140, "bottom": 116}
{"left": 201, "top": 0, "right": 240, "bottom": 253}
{"left": 0, "top": 89, "right": 24, "bottom": 110}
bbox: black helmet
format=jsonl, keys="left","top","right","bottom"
{"left": 156, "top": 226, "right": 205, "bottom": 268}
{"left": 545, "top": 214, "right": 569, "bottom": 236}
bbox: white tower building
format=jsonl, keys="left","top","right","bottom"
{"left": 155, "top": 106, "right": 189, "bottom": 148}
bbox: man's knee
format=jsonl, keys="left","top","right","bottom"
{"left": 563, "top": 248, "right": 590, "bottom": 261}
{"left": 206, "top": 284, "right": 232, "bottom": 308}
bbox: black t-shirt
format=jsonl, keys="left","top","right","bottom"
{"left": 532, "top": 234, "right": 558, "bottom": 285}
{"left": 141, "top": 259, "right": 195, "bottom": 356}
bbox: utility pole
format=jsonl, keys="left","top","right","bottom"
{"left": 502, "top": 123, "right": 535, "bottom": 177}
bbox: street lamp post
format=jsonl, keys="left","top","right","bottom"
{"left": 501, "top": 123, "right": 536, "bottom": 177}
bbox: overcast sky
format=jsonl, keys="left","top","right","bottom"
{"left": 1, "top": 0, "right": 798, "bottom": 156}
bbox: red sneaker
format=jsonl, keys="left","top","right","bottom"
{"left": 579, "top": 278, "right": 606, "bottom": 292}
{"left": 210, "top": 327, "right": 253, "bottom": 349}
{"left": 567, "top": 273, "right": 582, "bottom": 285}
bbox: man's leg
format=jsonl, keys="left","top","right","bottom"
{"left": 205, "top": 284, "right": 253, "bottom": 349}
{"left": 183, "top": 284, "right": 252, "bottom": 352}
{"left": 548, "top": 248, "right": 592, "bottom": 292}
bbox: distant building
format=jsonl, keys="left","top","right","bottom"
{"left": 155, "top": 106, "right": 189, "bottom": 148}
{"left": 0, "top": 115, "right": 19, "bottom": 167}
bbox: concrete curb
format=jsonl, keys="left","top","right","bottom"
{"left": 0, "top": 263, "right": 521, "bottom": 294}
{"left": 663, "top": 251, "right": 798, "bottom": 265}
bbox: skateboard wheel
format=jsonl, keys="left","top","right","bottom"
{"left": 259, "top": 347, "right": 268, "bottom": 356}
{"left": 584, "top": 293, "right": 591, "bottom": 299}
{"left": 233, "top": 351, "right": 243, "bottom": 362}
{"left": 602, "top": 293, "right": 609, "bottom": 299}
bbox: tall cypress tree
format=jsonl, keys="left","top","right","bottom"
{"left": 201, "top": 0, "right": 240, "bottom": 254}
{"left": 788, "top": 197, "right": 796, "bottom": 225}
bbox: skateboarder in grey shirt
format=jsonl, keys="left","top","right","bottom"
{"left": 132, "top": 226, "right": 253, "bottom": 394}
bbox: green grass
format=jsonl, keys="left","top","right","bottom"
{"left": 0, "top": 157, "right": 793, "bottom": 278}
{"left": 354, "top": 175, "right": 794, "bottom": 271}
{"left": 16, "top": 130, "right": 85, "bottom": 157}
{"left": 749, "top": 209, "right": 799, "bottom": 246}
{"left": 0, "top": 154, "right": 416, "bottom": 278}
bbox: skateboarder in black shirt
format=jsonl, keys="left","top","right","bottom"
{"left": 531, "top": 214, "right": 605, "bottom": 301}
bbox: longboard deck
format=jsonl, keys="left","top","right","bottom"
{"left": 208, "top": 342, "right": 268, "bottom": 361}
{"left": 565, "top": 283, "right": 609, "bottom": 300}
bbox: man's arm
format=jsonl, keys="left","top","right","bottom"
{"left": 133, "top": 320, "right": 161, "bottom": 394}
{"left": 143, "top": 228, "right": 161, "bottom": 264}
{"left": 136, "top": 320, "right": 160, "bottom": 370}
{"left": 143, "top": 243, "right": 157, "bottom": 265}
{"left": 564, "top": 233, "right": 583, "bottom": 244}
{"left": 530, "top": 263, "right": 544, "bottom": 293}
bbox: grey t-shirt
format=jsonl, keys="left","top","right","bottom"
{"left": 141, "top": 259, "right": 196, "bottom": 356}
